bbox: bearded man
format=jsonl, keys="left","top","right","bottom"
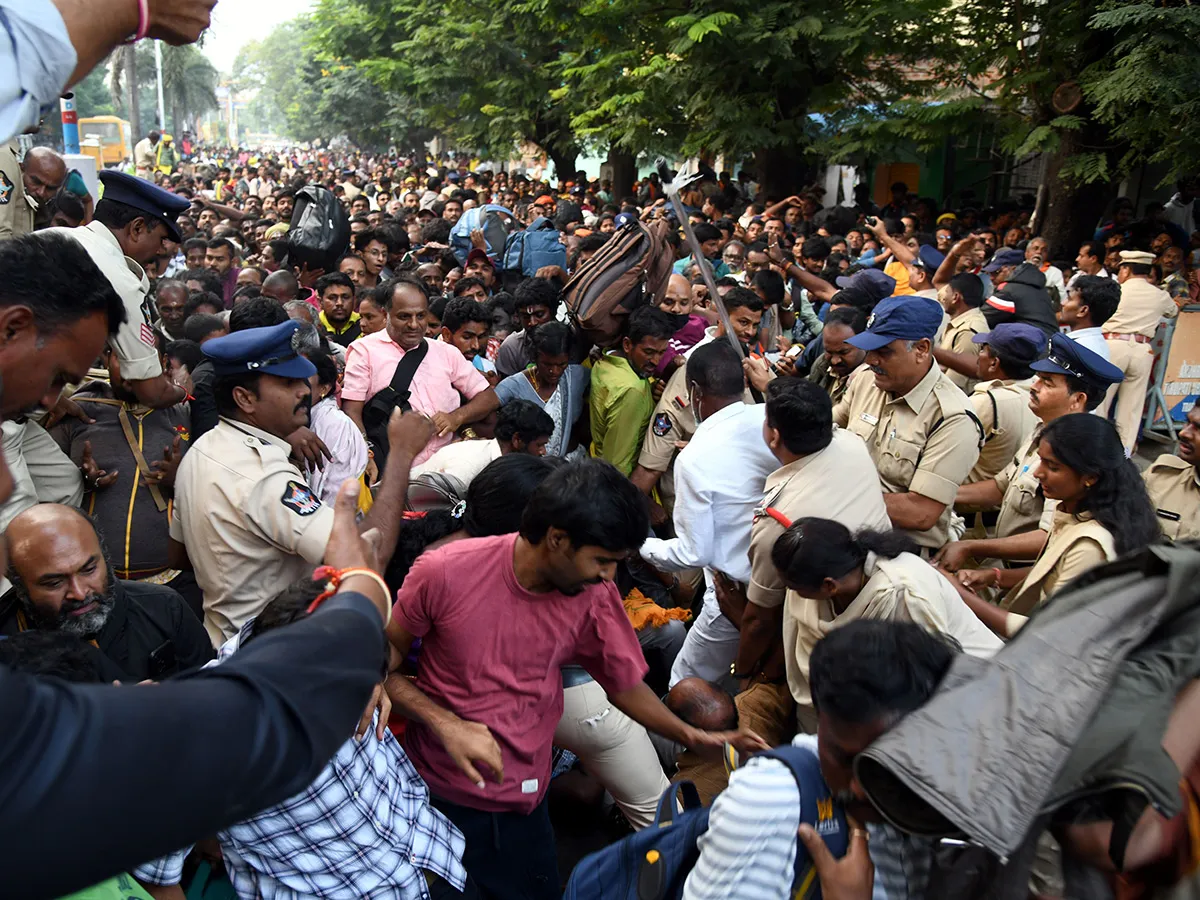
{"left": 1, "top": 504, "right": 213, "bottom": 680}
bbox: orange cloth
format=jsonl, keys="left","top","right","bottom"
{"left": 623, "top": 588, "right": 691, "bottom": 631}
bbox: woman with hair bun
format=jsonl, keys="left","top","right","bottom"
{"left": 771, "top": 517, "right": 1001, "bottom": 728}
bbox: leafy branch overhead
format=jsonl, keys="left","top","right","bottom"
{"left": 269, "top": 0, "right": 1197, "bottom": 193}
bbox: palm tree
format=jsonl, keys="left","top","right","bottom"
{"left": 160, "top": 44, "right": 219, "bottom": 136}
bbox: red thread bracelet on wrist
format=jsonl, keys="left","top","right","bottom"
{"left": 308, "top": 566, "right": 390, "bottom": 613}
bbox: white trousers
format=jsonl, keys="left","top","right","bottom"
{"left": 668, "top": 590, "right": 740, "bottom": 692}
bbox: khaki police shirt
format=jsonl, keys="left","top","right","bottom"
{"left": 45, "top": 221, "right": 163, "bottom": 381}
{"left": 636, "top": 357, "right": 755, "bottom": 510}
{"left": 788, "top": 550, "right": 1003, "bottom": 723}
{"left": 939, "top": 306, "right": 989, "bottom": 394}
{"left": 170, "top": 418, "right": 335, "bottom": 646}
{"left": 832, "top": 363, "right": 982, "bottom": 550}
{"left": 992, "top": 429, "right": 1056, "bottom": 541}
{"left": 0, "top": 140, "right": 35, "bottom": 240}
{"left": 1102, "top": 278, "right": 1178, "bottom": 337}
{"left": 1143, "top": 453, "right": 1200, "bottom": 542}
{"left": 968, "top": 378, "right": 1037, "bottom": 484}
{"left": 748, "top": 428, "right": 891, "bottom": 610}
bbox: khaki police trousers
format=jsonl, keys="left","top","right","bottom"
{"left": 554, "top": 678, "right": 669, "bottom": 830}
{"left": 1099, "top": 339, "right": 1154, "bottom": 453}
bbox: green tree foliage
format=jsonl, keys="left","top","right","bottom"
{"left": 234, "top": 18, "right": 430, "bottom": 151}
{"left": 310, "top": 0, "right": 585, "bottom": 174}
{"left": 821, "top": 0, "right": 1200, "bottom": 250}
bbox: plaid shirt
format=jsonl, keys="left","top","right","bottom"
{"left": 134, "top": 623, "right": 467, "bottom": 899}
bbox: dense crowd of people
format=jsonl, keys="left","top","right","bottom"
{"left": 4, "top": 125, "right": 1200, "bottom": 900}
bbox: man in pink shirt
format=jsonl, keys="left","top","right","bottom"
{"left": 386, "top": 460, "right": 766, "bottom": 900}
{"left": 342, "top": 276, "right": 499, "bottom": 466}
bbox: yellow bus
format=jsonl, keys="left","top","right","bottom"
{"left": 78, "top": 116, "right": 133, "bottom": 168}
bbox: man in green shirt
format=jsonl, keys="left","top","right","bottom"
{"left": 590, "top": 306, "right": 676, "bottom": 475}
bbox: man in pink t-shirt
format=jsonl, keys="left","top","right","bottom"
{"left": 387, "top": 460, "right": 766, "bottom": 900}
{"left": 342, "top": 276, "right": 499, "bottom": 465}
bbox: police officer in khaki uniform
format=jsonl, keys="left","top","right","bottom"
{"left": 733, "top": 378, "right": 891, "bottom": 733}
{"left": 45, "top": 171, "right": 193, "bottom": 409}
{"left": 938, "top": 332, "right": 1125, "bottom": 569}
{"left": 832, "top": 294, "right": 983, "bottom": 553}
{"left": 932, "top": 272, "right": 989, "bottom": 394}
{"left": 0, "top": 139, "right": 35, "bottom": 239}
{"left": 1098, "top": 249, "right": 1178, "bottom": 453}
{"left": 629, "top": 292, "right": 761, "bottom": 516}
{"left": 169, "top": 321, "right": 430, "bottom": 646}
{"left": 1143, "top": 404, "right": 1200, "bottom": 542}
{"left": 806, "top": 305, "right": 868, "bottom": 407}
{"left": 964, "top": 323, "right": 1041, "bottom": 483}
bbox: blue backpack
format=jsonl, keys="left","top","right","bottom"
{"left": 503, "top": 216, "right": 567, "bottom": 276}
{"left": 562, "top": 744, "right": 848, "bottom": 900}
{"left": 449, "top": 204, "right": 513, "bottom": 267}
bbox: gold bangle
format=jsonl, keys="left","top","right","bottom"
{"left": 338, "top": 568, "right": 392, "bottom": 605}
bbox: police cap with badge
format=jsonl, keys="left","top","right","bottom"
{"left": 847, "top": 294, "right": 944, "bottom": 351}
{"left": 1030, "top": 331, "right": 1124, "bottom": 388}
{"left": 971, "top": 322, "right": 1046, "bottom": 364}
{"left": 202, "top": 320, "right": 317, "bottom": 380}
{"left": 98, "top": 170, "right": 193, "bottom": 242}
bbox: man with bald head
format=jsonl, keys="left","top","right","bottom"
{"left": 0, "top": 141, "right": 56, "bottom": 239}
{"left": 261, "top": 269, "right": 304, "bottom": 306}
{"left": 21, "top": 147, "right": 66, "bottom": 229}
{"left": 0, "top": 504, "right": 212, "bottom": 681}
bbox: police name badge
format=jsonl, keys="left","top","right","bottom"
{"left": 651, "top": 412, "right": 672, "bottom": 437}
{"left": 281, "top": 480, "right": 321, "bottom": 516}
{"left": 859, "top": 412, "right": 879, "bottom": 426}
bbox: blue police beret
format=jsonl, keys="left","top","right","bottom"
{"left": 202, "top": 320, "right": 317, "bottom": 380}
{"left": 915, "top": 244, "right": 946, "bottom": 271}
{"left": 1030, "top": 332, "right": 1124, "bottom": 385}
{"left": 847, "top": 295, "right": 945, "bottom": 351}
{"left": 835, "top": 268, "right": 897, "bottom": 301}
{"left": 972, "top": 322, "right": 1046, "bottom": 362}
{"left": 97, "top": 171, "right": 192, "bottom": 242}
{"left": 982, "top": 247, "right": 1025, "bottom": 273}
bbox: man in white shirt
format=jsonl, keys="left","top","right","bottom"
{"left": 409, "top": 399, "right": 553, "bottom": 487}
{"left": 1057, "top": 274, "right": 1118, "bottom": 362}
{"left": 641, "top": 342, "right": 778, "bottom": 689}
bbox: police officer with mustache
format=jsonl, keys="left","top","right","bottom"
{"left": 168, "top": 320, "right": 423, "bottom": 647}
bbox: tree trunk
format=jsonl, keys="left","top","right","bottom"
{"left": 1037, "top": 125, "right": 1117, "bottom": 260}
{"left": 754, "top": 145, "right": 817, "bottom": 204}
{"left": 606, "top": 147, "right": 636, "bottom": 202}
{"left": 125, "top": 46, "right": 141, "bottom": 138}
{"left": 544, "top": 144, "right": 577, "bottom": 184}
